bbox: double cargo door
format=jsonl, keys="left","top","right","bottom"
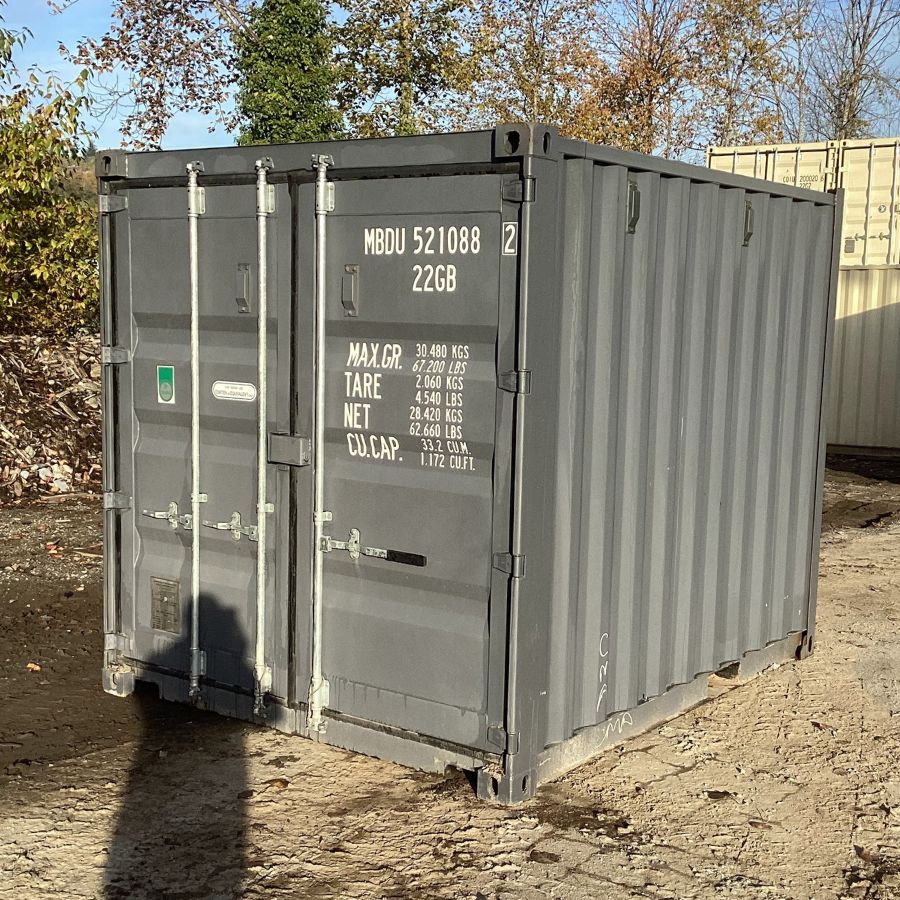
{"left": 123, "top": 170, "right": 518, "bottom": 752}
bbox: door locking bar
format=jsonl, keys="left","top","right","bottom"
{"left": 141, "top": 501, "right": 192, "bottom": 530}
{"left": 321, "top": 528, "right": 427, "bottom": 567}
{"left": 202, "top": 511, "right": 258, "bottom": 542}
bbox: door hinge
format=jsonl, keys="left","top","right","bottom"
{"left": 493, "top": 552, "right": 526, "bottom": 578}
{"left": 268, "top": 433, "right": 311, "bottom": 467}
{"left": 103, "top": 491, "right": 131, "bottom": 511}
{"left": 99, "top": 194, "right": 128, "bottom": 214}
{"left": 499, "top": 369, "right": 532, "bottom": 394}
{"left": 487, "top": 724, "right": 520, "bottom": 754}
{"left": 502, "top": 177, "right": 535, "bottom": 203}
{"left": 101, "top": 346, "right": 131, "bottom": 365}
{"left": 104, "top": 632, "right": 130, "bottom": 652}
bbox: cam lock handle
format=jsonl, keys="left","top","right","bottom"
{"left": 321, "top": 527, "right": 426, "bottom": 568}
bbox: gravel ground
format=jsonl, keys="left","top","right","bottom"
{"left": 0, "top": 459, "right": 899, "bottom": 899}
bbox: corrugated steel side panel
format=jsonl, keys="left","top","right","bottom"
{"left": 828, "top": 267, "right": 900, "bottom": 448}
{"left": 541, "top": 158, "right": 834, "bottom": 745}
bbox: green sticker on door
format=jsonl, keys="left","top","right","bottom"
{"left": 157, "top": 365, "right": 175, "bottom": 404}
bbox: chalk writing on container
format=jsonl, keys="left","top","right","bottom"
{"left": 596, "top": 631, "right": 610, "bottom": 712}
{"left": 598, "top": 711, "right": 634, "bottom": 748}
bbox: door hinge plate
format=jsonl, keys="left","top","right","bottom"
{"left": 268, "top": 433, "right": 311, "bottom": 467}
{"left": 502, "top": 177, "right": 535, "bottom": 203}
{"left": 499, "top": 369, "right": 532, "bottom": 394}
{"left": 493, "top": 552, "right": 526, "bottom": 578}
{"left": 104, "top": 632, "right": 130, "bottom": 652}
{"left": 101, "top": 346, "right": 131, "bottom": 365}
{"left": 103, "top": 491, "right": 131, "bottom": 511}
{"left": 99, "top": 194, "right": 128, "bottom": 214}
{"left": 487, "top": 724, "right": 520, "bottom": 754}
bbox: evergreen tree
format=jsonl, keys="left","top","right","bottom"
{"left": 235, "top": 0, "right": 342, "bottom": 144}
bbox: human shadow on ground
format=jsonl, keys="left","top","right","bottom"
{"left": 103, "top": 594, "right": 252, "bottom": 899}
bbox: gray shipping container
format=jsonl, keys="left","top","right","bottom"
{"left": 98, "top": 124, "right": 841, "bottom": 803}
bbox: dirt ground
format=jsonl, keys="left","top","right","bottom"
{"left": 1, "top": 455, "right": 900, "bottom": 899}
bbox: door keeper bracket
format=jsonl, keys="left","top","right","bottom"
{"left": 201, "top": 511, "right": 258, "bottom": 542}
{"left": 268, "top": 433, "right": 311, "bottom": 467}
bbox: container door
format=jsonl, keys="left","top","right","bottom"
{"left": 122, "top": 181, "right": 296, "bottom": 701}
{"left": 313, "top": 174, "right": 513, "bottom": 751}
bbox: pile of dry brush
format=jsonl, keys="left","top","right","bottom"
{"left": 0, "top": 335, "right": 101, "bottom": 501}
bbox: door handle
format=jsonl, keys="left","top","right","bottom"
{"left": 321, "top": 528, "right": 427, "bottom": 567}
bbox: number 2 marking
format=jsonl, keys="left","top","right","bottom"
{"left": 503, "top": 222, "right": 518, "bottom": 256}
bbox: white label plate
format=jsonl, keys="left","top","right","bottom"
{"left": 212, "top": 380, "right": 258, "bottom": 402}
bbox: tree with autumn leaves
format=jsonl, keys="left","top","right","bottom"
{"left": 52, "top": 0, "right": 900, "bottom": 155}
{"left": 53, "top": 0, "right": 900, "bottom": 154}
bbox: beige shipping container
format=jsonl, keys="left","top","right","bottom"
{"left": 709, "top": 137, "right": 900, "bottom": 449}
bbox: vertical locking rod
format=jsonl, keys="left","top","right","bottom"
{"left": 186, "top": 161, "right": 205, "bottom": 701}
{"left": 308, "top": 154, "right": 333, "bottom": 733}
{"left": 253, "top": 158, "right": 274, "bottom": 716}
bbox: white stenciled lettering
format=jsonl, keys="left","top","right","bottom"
{"left": 343, "top": 402, "right": 371, "bottom": 430}
{"left": 364, "top": 226, "right": 406, "bottom": 256}
{"left": 408, "top": 341, "right": 476, "bottom": 474}
{"left": 344, "top": 371, "right": 382, "bottom": 399}
{"left": 412, "top": 264, "right": 457, "bottom": 293}
{"left": 346, "top": 432, "right": 400, "bottom": 460}
{"left": 345, "top": 342, "right": 403, "bottom": 370}
{"left": 412, "top": 225, "right": 481, "bottom": 256}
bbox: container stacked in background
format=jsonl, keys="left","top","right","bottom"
{"left": 708, "top": 137, "right": 900, "bottom": 451}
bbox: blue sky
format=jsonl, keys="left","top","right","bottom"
{"left": 3, "top": 0, "right": 231, "bottom": 149}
